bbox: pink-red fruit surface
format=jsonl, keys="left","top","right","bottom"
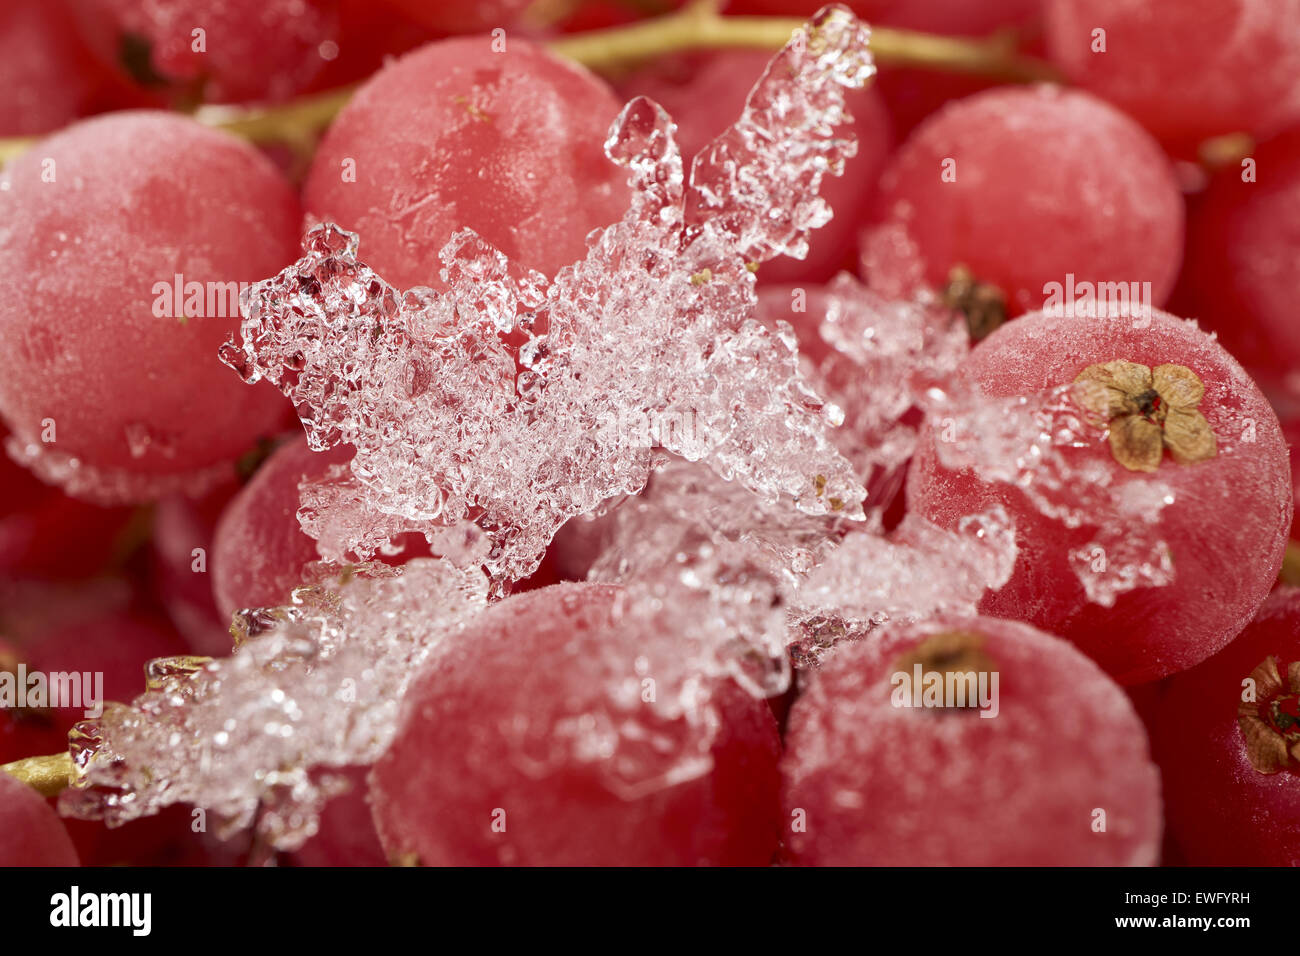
{"left": 370, "top": 582, "right": 782, "bottom": 866}
{"left": 0, "top": 772, "right": 79, "bottom": 866}
{"left": 0, "top": 112, "right": 295, "bottom": 498}
{"left": 780, "top": 615, "right": 1163, "bottom": 866}
{"left": 304, "top": 37, "right": 632, "bottom": 291}
{"left": 908, "top": 307, "right": 1292, "bottom": 684}
{"left": 1153, "top": 588, "right": 1300, "bottom": 865}
{"left": 860, "top": 86, "right": 1183, "bottom": 314}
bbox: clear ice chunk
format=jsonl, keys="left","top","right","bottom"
{"left": 220, "top": 6, "right": 875, "bottom": 588}
{"left": 59, "top": 559, "right": 490, "bottom": 850}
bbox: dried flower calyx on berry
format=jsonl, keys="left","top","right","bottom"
{"left": 941, "top": 265, "right": 1005, "bottom": 343}
{"left": 1072, "top": 360, "right": 1217, "bottom": 472}
{"left": 1238, "top": 655, "right": 1300, "bottom": 774}
{"left": 891, "top": 630, "right": 997, "bottom": 713}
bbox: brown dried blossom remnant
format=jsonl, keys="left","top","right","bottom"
{"left": 1073, "top": 360, "right": 1217, "bottom": 472}
{"left": 1238, "top": 655, "right": 1300, "bottom": 774}
{"left": 891, "top": 630, "right": 996, "bottom": 712}
{"left": 941, "top": 265, "right": 1006, "bottom": 343}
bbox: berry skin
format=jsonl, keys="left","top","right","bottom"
{"left": 1153, "top": 588, "right": 1300, "bottom": 865}
{"left": 860, "top": 86, "right": 1184, "bottom": 316}
{"left": 908, "top": 307, "right": 1292, "bottom": 684}
{"left": 0, "top": 112, "right": 296, "bottom": 502}
{"left": 289, "top": 767, "right": 387, "bottom": 867}
{"left": 0, "top": 0, "right": 118, "bottom": 136}
{"left": 780, "top": 615, "right": 1162, "bottom": 866}
{"left": 28, "top": 608, "right": 187, "bottom": 735}
{"left": 370, "top": 582, "right": 782, "bottom": 866}
{"left": 303, "top": 36, "right": 632, "bottom": 291}
{"left": 0, "top": 640, "right": 67, "bottom": 765}
{"left": 0, "top": 772, "right": 80, "bottom": 867}
{"left": 1045, "top": 0, "right": 1300, "bottom": 149}
{"left": 211, "top": 439, "right": 352, "bottom": 618}
{"left": 69, "top": 0, "right": 338, "bottom": 104}
{"left": 150, "top": 483, "right": 242, "bottom": 656}
{"left": 377, "top": 0, "right": 533, "bottom": 34}
{"left": 1178, "top": 127, "right": 1300, "bottom": 386}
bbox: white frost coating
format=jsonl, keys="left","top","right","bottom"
{"left": 220, "top": 6, "right": 876, "bottom": 588}
{"left": 59, "top": 559, "right": 490, "bottom": 850}
{"left": 582, "top": 461, "right": 1017, "bottom": 671}
{"left": 928, "top": 384, "right": 1176, "bottom": 605}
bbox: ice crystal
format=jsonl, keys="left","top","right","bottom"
{"left": 62, "top": 5, "right": 892, "bottom": 844}
{"left": 581, "top": 459, "right": 1016, "bottom": 669}
{"left": 788, "top": 507, "right": 1017, "bottom": 665}
{"left": 220, "top": 6, "right": 875, "bottom": 588}
{"left": 798, "top": 275, "right": 968, "bottom": 523}
{"left": 59, "top": 560, "right": 489, "bottom": 850}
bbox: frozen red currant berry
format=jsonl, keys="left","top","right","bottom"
{"left": 1153, "top": 587, "right": 1300, "bottom": 865}
{"left": 370, "top": 582, "right": 781, "bottom": 866}
{"left": 0, "top": 772, "right": 79, "bottom": 866}
{"left": 781, "top": 615, "right": 1162, "bottom": 866}
{"left": 1179, "top": 127, "right": 1300, "bottom": 388}
{"left": 859, "top": 86, "right": 1183, "bottom": 320}
{"left": 0, "top": 112, "right": 296, "bottom": 502}
{"left": 304, "top": 36, "right": 631, "bottom": 291}
{"left": 908, "top": 306, "right": 1292, "bottom": 683}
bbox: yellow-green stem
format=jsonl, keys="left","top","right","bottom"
{"left": 2, "top": 752, "right": 73, "bottom": 797}
{"left": 0, "top": 4, "right": 1057, "bottom": 165}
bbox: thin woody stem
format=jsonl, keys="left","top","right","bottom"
{"left": 2, "top": 752, "right": 74, "bottom": 797}
{"left": 0, "top": 4, "right": 1057, "bottom": 164}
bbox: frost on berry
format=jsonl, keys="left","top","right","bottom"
{"left": 220, "top": 6, "right": 876, "bottom": 589}
{"left": 789, "top": 507, "right": 1017, "bottom": 665}
{"left": 59, "top": 559, "right": 490, "bottom": 851}
{"left": 926, "top": 382, "right": 1177, "bottom": 607}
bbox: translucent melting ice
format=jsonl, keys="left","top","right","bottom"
{"left": 59, "top": 559, "right": 490, "bottom": 851}
{"left": 221, "top": 6, "right": 876, "bottom": 588}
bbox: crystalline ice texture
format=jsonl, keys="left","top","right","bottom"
{"left": 788, "top": 507, "right": 1017, "bottom": 665}
{"left": 582, "top": 459, "right": 1015, "bottom": 671}
{"left": 803, "top": 275, "right": 968, "bottom": 525}
{"left": 220, "top": 6, "right": 875, "bottom": 588}
{"left": 583, "top": 459, "right": 848, "bottom": 694}
{"left": 59, "top": 559, "right": 489, "bottom": 850}
{"left": 929, "top": 384, "right": 1175, "bottom": 605}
